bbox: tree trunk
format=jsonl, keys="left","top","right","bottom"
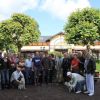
{"left": 86, "top": 44, "right": 92, "bottom": 55}
{"left": 18, "top": 45, "right": 21, "bottom": 53}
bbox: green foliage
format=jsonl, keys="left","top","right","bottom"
{"left": 96, "top": 63, "right": 100, "bottom": 72}
{"left": 0, "top": 13, "right": 40, "bottom": 52}
{"left": 8, "top": 44, "right": 18, "bottom": 53}
{"left": 64, "top": 8, "right": 100, "bottom": 45}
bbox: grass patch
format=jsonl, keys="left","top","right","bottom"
{"left": 96, "top": 63, "right": 100, "bottom": 72}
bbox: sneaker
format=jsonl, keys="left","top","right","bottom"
{"left": 88, "top": 93, "right": 94, "bottom": 96}
{"left": 84, "top": 91, "right": 89, "bottom": 94}
{"left": 75, "top": 91, "right": 81, "bottom": 94}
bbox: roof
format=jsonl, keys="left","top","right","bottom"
{"left": 45, "top": 32, "right": 65, "bottom": 42}
{"left": 30, "top": 42, "right": 49, "bottom": 46}
{"left": 95, "top": 41, "right": 100, "bottom": 45}
{"left": 39, "top": 36, "right": 51, "bottom": 42}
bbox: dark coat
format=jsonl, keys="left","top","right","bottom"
{"left": 0, "top": 58, "right": 11, "bottom": 70}
{"left": 49, "top": 59, "right": 55, "bottom": 70}
{"left": 0, "top": 58, "right": 4, "bottom": 70}
{"left": 85, "top": 58, "right": 96, "bottom": 74}
{"left": 79, "top": 56, "right": 85, "bottom": 74}
{"left": 61, "top": 58, "right": 71, "bottom": 71}
{"left": 41, "top": 57, "right": 50, "bottom": 69}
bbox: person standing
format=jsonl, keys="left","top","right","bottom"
{"left": 71, "top": 54, "right": 80, "bottom": 73}
{"left": 61, "top": 53, "right": 71, "bottom": 82}
{"left": 41, "top": 53, "right": 49, "bottom": 84}
{"left": 0, "top": 53, "right": 11, "bottom": 89}
{"left": 48, "top": 54, "right": 56, "bottom": 83}
{"left": 25, "top": 55, "right": 33, "bottom": 85}
{"left": 55, "top": 55, "right": 63, "bottom": 83}
{"left": 0, "top": 51, "right": 4, "bottom": 90}
{"left": 84, "top": 52, "right": 96, "bottom": 96}
{"left": 32, "top": 52, "right": 43, "bottom": 86}
{"left": 77, "top": 51, "right": 85, "bottom": 75}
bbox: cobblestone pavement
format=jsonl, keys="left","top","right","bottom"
{"left": 0, "top": 81, "right": 100, "bottom": 100}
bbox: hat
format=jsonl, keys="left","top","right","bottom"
{"left": 67, "top": 72, "right": 72, "bottom": 76}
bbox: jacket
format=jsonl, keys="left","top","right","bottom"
{"left": 85, "top": 58, "right": 96, "bottom": 74}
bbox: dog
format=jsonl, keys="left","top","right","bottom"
{"left": 64, "top": 82, "right": 75, "bottom": 93}
{"left": 18, "top": 77, "right": 26, "bottom": 90}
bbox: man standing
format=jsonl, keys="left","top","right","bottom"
{"left": 32, "top": 52, "right": 43, "bottom": 86}
{"left": 1, "top": 54, "right": 11, "bottom": 89}
{"left": 84, "top": 52, "right": 96, "bottom": 96}
{"left": 41, "top": 53, "right": 49, "bottom": 84}
{"left": 61, "top": 53, "right": 71, "bottom": 82}
{"left": 25, "top": 54, "right": 33, "bottom": 85}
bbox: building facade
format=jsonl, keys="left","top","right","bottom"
{"left": 21, "top": 32, "right": 100, "bottom": 53}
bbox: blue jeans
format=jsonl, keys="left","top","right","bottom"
{"left": 25, "top": 68, "right": 33, "bottom": 85}
{"left": 1, "top": 69, "right": 9, "bottom": 85}
{"left": 75, "top": 80, "right": 85, "bottom": 91}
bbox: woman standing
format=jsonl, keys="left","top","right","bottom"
{"left": 71, "top": 54, "right": 80, "bottom": 73}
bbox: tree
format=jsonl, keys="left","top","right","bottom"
{"left": 0, "top": 13, "right": 40, "bottom": 52}
{"left": 12, "top": 13, "right": 40, "bottom": 45}
{"left": 0, "top": 19, "right": 23, "bottom": 51}
{"left": 64, "top": 8, "right": 100, "bottom": 48}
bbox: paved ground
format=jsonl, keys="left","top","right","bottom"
{"left": 0, "top": 81, "right": 100, "bottom": 100}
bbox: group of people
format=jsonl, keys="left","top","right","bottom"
{"left": 0, "top": 51, "right": 56, "bottom": 90}
{"left": 0, "top": 50, "right": 96, "bottom": 96}
{"left": 63, "top": 51, "right": 96, "bottom": 96}
{"left": 0, "top": 52, "right": 25, "bottom": 90}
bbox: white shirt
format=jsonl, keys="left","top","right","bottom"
{"left": 69, "top": 73, "right": 85, "bottom": 88}
{"left": 25, "top": 59, "right": 32, "bottom": 68}
{"left": 10, "top": 70, "right": 24, "bottom": 82}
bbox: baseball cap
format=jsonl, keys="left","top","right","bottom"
{"left": 67, "top": 72, "right": 72, "bottom": 76}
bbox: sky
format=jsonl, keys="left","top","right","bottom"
{"left": 0, "top": 0, "right": 100, "bottom": 36}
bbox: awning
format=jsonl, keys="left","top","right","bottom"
{"left": 73, "top": 46, "right": 86, "bottom": 50}
{"left": 21, "top": 46, "right": 49, "bottom": 51}
{"left": 91, "top": 46, "right": 100, "bottom": 50}
{"left": 73, "top": 46, "right": 100, "bottom": 50}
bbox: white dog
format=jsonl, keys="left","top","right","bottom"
{"left": 64, "top": 82, "right": 75, "bottom": 93}
{"left": 18, "top": 77, "right": 26, "bottom": 90}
